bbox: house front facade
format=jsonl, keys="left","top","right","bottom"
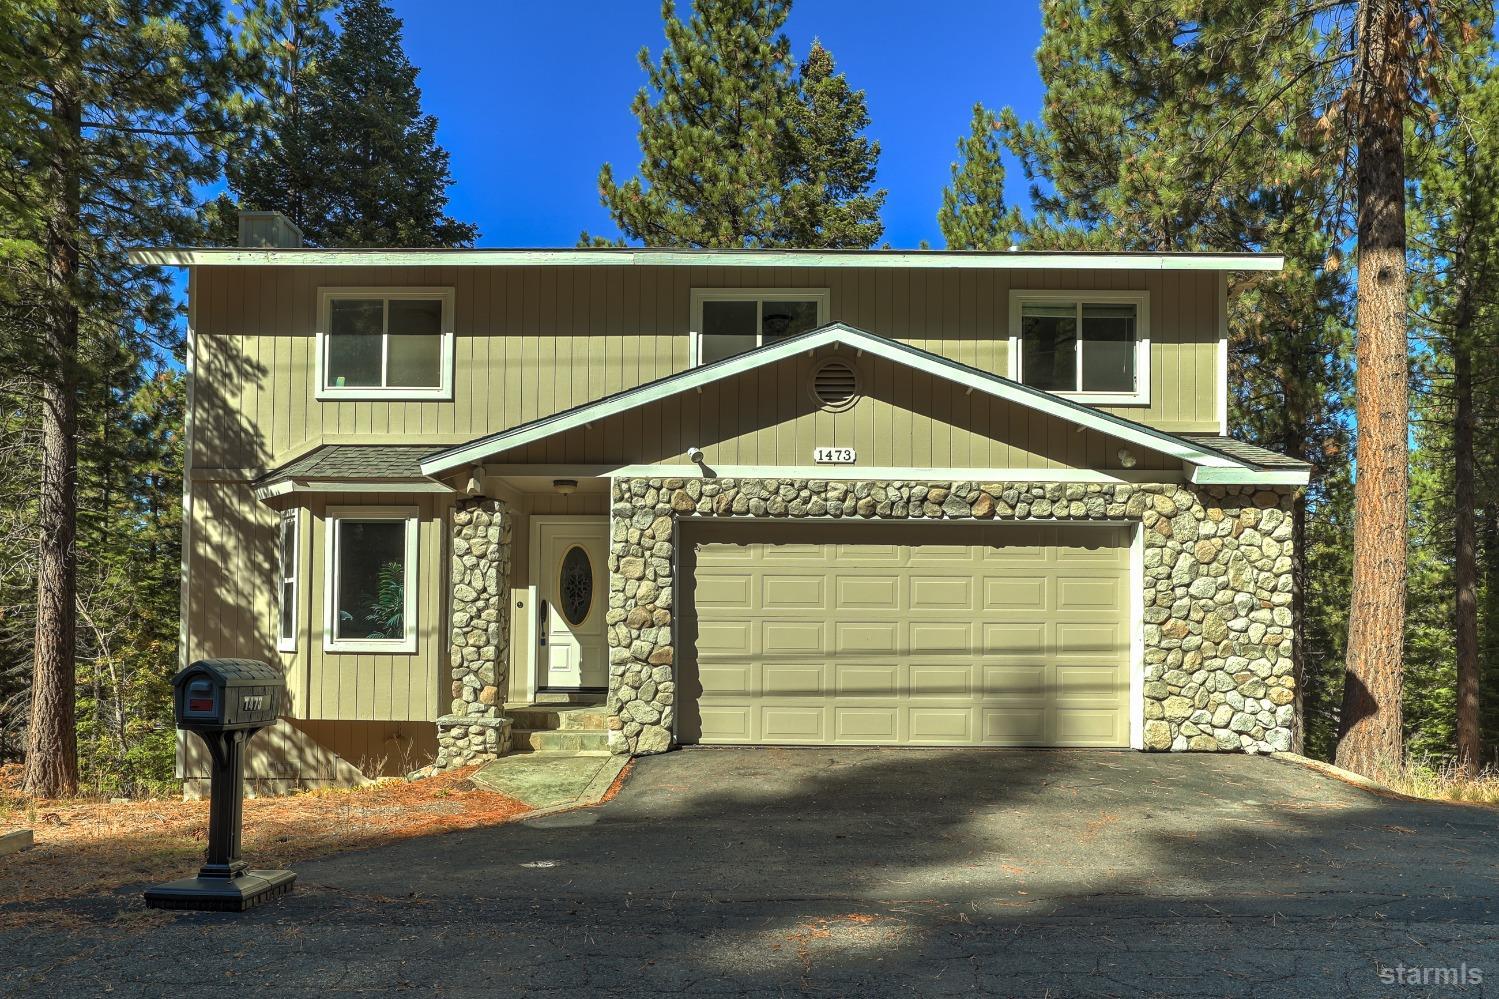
{"left": 135, "top": 227, "right": 1308, "bottom": 792}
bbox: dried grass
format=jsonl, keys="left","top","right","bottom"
{"left": 0, "top": 763, "right": 531, "bottom": 905}
{"left": 1385, "top": 757, "right": 1499, "bottom": 805}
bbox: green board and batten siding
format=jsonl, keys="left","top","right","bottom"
{"left": 190, "top": 265, "right": 1225, "bottom": 473}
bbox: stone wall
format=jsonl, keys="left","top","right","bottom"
{"left": 431, "top": 496, "right": 513, "bottom": 771}
{"left": 607, "top": 477, "right": 1299, "bottom": 756}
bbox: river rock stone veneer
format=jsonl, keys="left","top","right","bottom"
{"left": 431, "top": 496, "right": 513, "bottom": 771}
{"left": 607, "top": 477, "right": 1299, "bottom": 757}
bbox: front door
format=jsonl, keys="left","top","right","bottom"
{"left": 536, "top": 518, "right": 608, "bottom": 690}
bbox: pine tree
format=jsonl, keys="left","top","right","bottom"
{"left": 211, "top": 0, "right": 478, "bottom": 248}
{"left": 938, "top": 102, "right": 1015, "bottom": 250}
{"left": 593, "top": 0, "right": 883, "bottom": 248}
{"left": 1, "top": 0, "right": 251, "bottom": 796}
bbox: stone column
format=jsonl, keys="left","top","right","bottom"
{"left": 605, "top": 479, "right": 679, "bottom": 756}
{"left": 432, "top": 496, "right": 513, "bottom": 770}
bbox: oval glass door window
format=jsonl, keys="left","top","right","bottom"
{"left": 559, "top": 546, "right": 593, "bottom": 626}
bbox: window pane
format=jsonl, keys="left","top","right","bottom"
{"left": 699, "top": 333, "right": 758, "bottom": 364}
{"left": 701, "top": 299, "right": 757, "bottom": 335}
{"left": 761, "top": 300, "right": 819, "bottom": 342}
{"left": 1081, "top": 304, "right": 1136, "bottom": 393}
{"left": 387, "top": 334, "right": 442, "bottom": 387}
{"left": 388, "top": 298, "right": 442, "bottom": 334}
{"left": 279, "top": 516, "right": 295, "bottom": 580}
{"left": 280, "top": 581, "right": 295, "bottom": 642}
{"left": 335, "top": 520, "right": 406, "bottom": 641}
{"left": 1020, "top": 304, "right": 1077, "bottom": 391}
{"left": 329, "top": 299, "right": 383, "bottom": 335}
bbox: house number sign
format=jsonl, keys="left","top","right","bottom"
{"left": 813, "top": 447, "right": 856, "bottom": 464}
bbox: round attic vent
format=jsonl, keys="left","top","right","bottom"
{"left": 810, "top": 358, "right": 860, "bottom": 411}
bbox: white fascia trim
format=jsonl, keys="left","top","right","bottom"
{"left": 1217, "top": 273, "right": 1230, "bottom": 435}
{"left": 254, "top": 478, "right": 455, "bottom": 501}
{"left": 1189, "top": 466, "right": 1310, "bottom": 486}
{"left": 128, "top": 247, "right": 1286, "bottom": 272}
{"left": 322, "top": 505, "right": 421, "bottom": 655}
{"left": 606, "top": 465, "right": 1183, "bottom": 483}
{"left": 421, "top": 325, "right": 1247, "bottom": 476}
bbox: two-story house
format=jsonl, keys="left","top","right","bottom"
{"left": 134, "top": 213, "right": 1308, "bottom": 794}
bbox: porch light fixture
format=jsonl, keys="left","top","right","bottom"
{"left": 552, "top": 478, "right": 578, "bottom": 495}
{"left": 1117, "top": 448, "right": 1138, "bottom": 469}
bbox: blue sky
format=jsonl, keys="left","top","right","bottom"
{"left": 387, "top": 1, "right": 1048, "bottom": 249}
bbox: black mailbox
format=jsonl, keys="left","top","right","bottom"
{"left": 173, "top": 658, "right": 283, "bottom": 731}
{"left": 145, "top": 659, "right": 295, "bottom": 911}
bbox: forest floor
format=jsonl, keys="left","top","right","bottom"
{"left": 0, "top": 763, "right": 532, "bottom": 906}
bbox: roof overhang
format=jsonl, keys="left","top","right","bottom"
{"left": 253, "top": 478, "right": 453, "bottom": 501}
{"left": 419, "top": 323, "right": 1306, "bottom": 485}
{"left": 127, "top": 246, "right": 1285, "bottom": 272}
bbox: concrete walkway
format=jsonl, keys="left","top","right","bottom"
{"left": 3, "top": 748, "right": 1497, "bottom": 997}
{"left": 471, "top": 752, "right": 626, "bottom": 811}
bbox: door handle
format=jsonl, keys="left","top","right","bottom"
{"left": 538, "top": 599, "right": 548, "bottom": 646}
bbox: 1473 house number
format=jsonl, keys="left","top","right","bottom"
{"left": 813, "top": 446, "right": 856, "bottom": 464}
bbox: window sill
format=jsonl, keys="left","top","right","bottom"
{"left": 276, "top": 639, "right": 298, "bottom": 654}
{"left": 316, "top": 387, "right": 452, "bottom": 402}
{"left": 323, "top": 639, "right": 419, "bottom": 655}
{"left": 1047, "top": 390, "right": 1151, "bottom": 406}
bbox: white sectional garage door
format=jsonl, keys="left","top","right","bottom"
{"left": 678, "top": 523, "right": 1132, "bottom": 748}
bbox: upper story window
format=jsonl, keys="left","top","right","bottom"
{"left": 1008, "top": 290, "right": 1150, "bottom": 405}
{"left": 316, "top": 288, "right": 454, "bottom": 400}
{"left": 690, "top": 288, "right": 830, "bottom": 366}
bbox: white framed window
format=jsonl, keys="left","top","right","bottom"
{"left": 316, "top": 287, "right": 455, "bottom": 400}
{"left": 276, "top": 509, "right": 300, "bottom": 652}
{"left": 690, "top": 288, "right": 830, "bottom": 366}
{"left": 1007, "top": 290, "right": 1150, "bottom": 405}
{"left": 323, "top": 506, "right": 419, "bottom": 654}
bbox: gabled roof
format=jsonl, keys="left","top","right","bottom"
{"left": 419, "top": 323, "right": 1308, "bottom": 485}
{"left": 254, "top": 444, "right": 453, "bottom": 499}
{"left": 128, "top": 246, "right": 1284, "bottom": 272}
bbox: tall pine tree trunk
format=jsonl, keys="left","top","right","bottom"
{"left": 1336, "top": 0, "right": 1410, "bottom": 778}
{"left": 24, "top": 23, "right": 82, "bottom": 798}
{"left": 1452, "top": 282, "right": 1481, "bottom": 775}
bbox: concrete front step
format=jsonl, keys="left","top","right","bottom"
{"left": 508, "top": 704, "right": 610, "bottom": 732}
{"left": 509, "top": 727, "right": 611, "bottom": 754}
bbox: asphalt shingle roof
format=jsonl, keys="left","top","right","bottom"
{"left": 1180, "top": 435, "right": 1312, "bottom": 470}
{"left": 255, "top": 444, "right": 437, "bottom": 487}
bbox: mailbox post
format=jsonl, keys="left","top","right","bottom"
{"left": 145, "top": 659, "right": 296, "bottom": 911}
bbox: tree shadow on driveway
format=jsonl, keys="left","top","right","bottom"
{"left": 3, "top": 748, "right": 1496, "bottom": 997}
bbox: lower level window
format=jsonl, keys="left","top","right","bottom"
{"left": 324, "top": 507, "right": 418, "bottom": 653}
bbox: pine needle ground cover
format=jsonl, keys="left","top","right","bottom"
{"left": 0, "top": 765, "right": 529, "bottom": 907}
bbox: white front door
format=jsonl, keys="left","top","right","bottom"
{"left": 535, "top": 519, "right": 609, "bottom": 690}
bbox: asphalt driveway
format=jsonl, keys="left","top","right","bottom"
{"left": 3, "top": 748, "right": 1497, "bottom": 997}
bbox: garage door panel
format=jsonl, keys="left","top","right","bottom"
{"left": 763, "top": 621, "right": 824, "bottom": 654}
{"left": 1056, "top": 709, "right": 1127, "bottom": 745}
{"left": 909, "top": 707, "right": 974, "bottom": 741}
{"left": 762, "top": 574, "right": 826, "bottom": 609}
{"left": 981, "top": 622, "right": 1046, "bottom": 656}
{"left": 910, "top": 664, "right": 971, "bottom": 697}
{"left": 911, "top": 621, "right": 972, "bottom": 653}
{"left": 764, "top": 665, "right": 825, "bottom": 696}
{"left": 983, "top": 709, "right": 1047, "bottom": 743}
{"left": 687, "top": 525, "right": 1130, "bottom": 748}
{"left": 835, "top": 707, "right": 900, "bottom": 741}
{"left": 761, "top": 706, "right": 826, "bottom": 741}
{"left": 981, "top": 663, "right": 1048, "bottom": 699}
{"left": 834, "top": 621, "right": 899, "bottom": 653}
{"left": 836, "top": 575, "right": 901, "bottom": 608}
{"left": 836, "top": 664, "right": 899, "bottom": 697}
{"left": 984, "top": 576, "right": 1049, "bottom": 611}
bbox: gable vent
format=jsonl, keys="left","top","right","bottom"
{"left": 810, "top": 358, "right": 860, "bottom": 411}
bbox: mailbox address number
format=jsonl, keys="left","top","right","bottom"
{"left": 242, "top": 695, "right": 266, "bottom": 712}
{"left": 813, "top": 446, "right": 856, "bottom": 465}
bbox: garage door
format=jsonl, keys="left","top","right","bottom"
{"left": 678, "top": 522, "right": 1131, "bottom": 747}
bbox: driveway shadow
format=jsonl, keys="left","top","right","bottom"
{"left": 2, "top": 749, "right": 1496, "bottom": 997}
